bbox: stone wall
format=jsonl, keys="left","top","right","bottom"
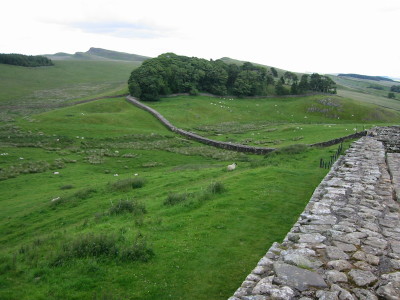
{"left": 309, "top": 131, "right": 367, "bottom": 148}
{"left": 126, "top": 96, "right": 364, "bottom": 154}
{"left": 125, "top": 96, "right": 400, "bottom": 299}
{"left": 229, "top": 128, "right": 400, "bottom": 300}
{"left": 126, "top": 96, "right": 276, "bottom": 154}
{"left": 370, "top": 126, "right": 400, "bottom": 153}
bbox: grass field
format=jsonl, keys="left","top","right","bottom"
{"left": 145, "top": 94, "right": 400, "bottom": 147}
{"left": 1, "top": 96, "right": 339, "bottom": 299}
{"left": 331, "top": 75, "right": 400, "bottom": 112}
{"left": 0, "top": 60, "right": 140, "bottom": 121}
{"left": 1, "top": 57, "right": 399, "bottom": 299}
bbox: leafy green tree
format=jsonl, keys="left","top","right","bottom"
{"left": 390, "top": 85, "right": 400, "bottom": 93}
{"left": 297, "top": 74, "right": 309, "bottom": 94}
{"left": 270, "top": 67, "right": 278, "bottom": 77}
{"left": 275, "top": 81, "right": 289, "bottom": 95}
{"left": 0, "top": 53, "right": 54, "bottom": 67}
{"left": 290, "top": 82, "right": 298, "bottom": 95}
{"left": 128, "top": 53, "right": 284, "bottom": 100}
{"left": 128, "top": 80, "right": 142, "bottom": 98}
{"left": 388, "top": 92, "right": 396, "bottom": 99}
{"left": 283, "top": 71, "right": 298, "bottom": 85}
{"left": 308, "top": 73, "right": 336, "bottom": 94}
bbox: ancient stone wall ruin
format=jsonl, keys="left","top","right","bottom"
{"left": 229, "top": 126, "right": 400, "bottom": 300}
{"left": 126, "top": 96, "right": 365, "bottom": 153}
{"left": 125, "top": 96, "right": 400, "bottom": 299}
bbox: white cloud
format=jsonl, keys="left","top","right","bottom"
{"left": 1, "top": 0, "right": 399, "bottom": 77}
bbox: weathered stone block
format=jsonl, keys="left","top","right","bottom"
{"left": 348, "top": 269, "right": 377, "bottom": 287}
{"left": 273, "top": 262, "right": 327, "bottom": 291}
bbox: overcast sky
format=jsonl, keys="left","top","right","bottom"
{"left": 1, "top": 0, "right": 399, "bottom": 77}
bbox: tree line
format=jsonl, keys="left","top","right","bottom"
{"left": 390, "top": 85, "right": 400, "bottom": 93}
{"left": 0, "top": 53, "right": 54, "bottom": 67}
{"left": 128, "top": 53, "right": 336, "bottom": 101}
{"left": 276, "top": 72, "right": 336, "bottom": 95}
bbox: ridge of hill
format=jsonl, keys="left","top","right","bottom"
{"left": 46, "top": 47, "right": 150, "bottom": 62}
{"left": 338, "top": 73, "right": 394, "bottom": 82}
{"left": 219, "top": 57, "right": 291, "bottom": 77}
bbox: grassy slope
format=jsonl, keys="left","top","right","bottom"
{"left": 1, "top": 96, "right": 336, "bottom": 300}
{"left": 48, "top": 47, "right": 150, "bottom": 62}
{"left": 146, "top": 95, "right": 400, "bottom": 147}
{"left": 1, "top": 57, "right": 399, "bottom": 299}
{"left": 330, "top": 75, "right": 400, "bottom": 111}
{"left": 0, "top": 61, "right": 139, "bottom": 103}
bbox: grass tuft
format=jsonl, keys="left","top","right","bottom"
{"left": 51, "top": 233, "right": 119, "bottom": 266}
{"left": 110, "top": 177, "right": 146, "bottom": 192}
{"left": 109, "top": 199, "right": 147, "bottom": 215}
{"left": 163, "top": 192, "right": 191, "bottom": 206}
{"left": 120, "top": 234, "right": 154, "bottom": 262}
{"left": 73, "top": 188, "right": 97, "bottom": 199}
{"left": 51, "top": 232, "right": 154, "bottom": 266}
{"left": 60, "top": 184, "right": 74, "bottom": 190}
{"left": 207, "top": 181, "right": 225, "bottom": 194}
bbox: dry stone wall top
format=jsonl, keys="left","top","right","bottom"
{"left": 229, "top": 128, "right": 400, "bottom": 300}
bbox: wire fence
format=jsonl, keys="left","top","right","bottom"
{"left": 320, "top": 142, "right": 343, "bottom": 169}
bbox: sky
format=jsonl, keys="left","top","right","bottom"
{"left": 1, "top": 0, "right": 399, "bottom": 77}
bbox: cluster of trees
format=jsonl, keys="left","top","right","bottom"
{"left": 368, "top": 84, "right": 384, "bottom": 90}
{"left": 390, "top": 85, "right": 400, "bottom": 93}
{"left": 128, "top": 53, "right": 275, "bottom": 101}
{"left": 276, "top": 72, "right": 336, "bottom": 95}
{"left": 389, "top": 85, "right": 400, "bottom": 99}
{"left": 0, "top": 53, "right": 54, "bottom": 67}
{"left": 128, "top": 53, "right": 336, "bottom": 101}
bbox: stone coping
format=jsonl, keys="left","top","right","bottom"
{"left": 229, "top": 133, "right": 400, "bottom": 300}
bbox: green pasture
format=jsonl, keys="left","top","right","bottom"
{"left": 0, "top": 146, "right": 332, "bottom": 299}
{"left": 1, "top": 57, "right": 399, "bottom": 299}
{"left": 145, "top": 95, "right": 399, "bottom": 147}
{"left": 16, "top": 97, "right": 170, "bottom": 138}
{"left": 1, "top": 95, "right": 340, "bottom": 299}
{"left": 331, "top": 76, "right": 400, "bottom": 111}
{"left": 0, "top": 60, "right": 139, "bottom": 121}
{"left": 0, "top": 61, "right": 138, "bottom": 103}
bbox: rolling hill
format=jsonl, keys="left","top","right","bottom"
{"left": 330, "top": 74, "right": 400, "bottom": 111}
{"left": 46, "top": 47, "right": 150, "bottom": 62}
{"left": 0, "top": 49, "right": 148, "bottom": 121}
{"left": 338, "top": 73, "right": 395, "bottom": 82}
{"left": 0, "top": 47, "right": 399, "bottom": 299}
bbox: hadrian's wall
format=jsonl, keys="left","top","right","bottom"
{"left": 125, "top": 96, "right": 400, "bottom": 299}
{"left": 126, "top": 96, "right": 365, "bottom": 154}
{"left": 229, "top": 126, "right": 400, "bottom": 300}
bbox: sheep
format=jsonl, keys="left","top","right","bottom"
{"left": 53, "top": 171, "right": 59, "bottom": 175}
{"left": 51, "top": 197, "right": 60, "bottom": 202}
{"left": 227, "top": 163, "right": 237, "bottom": 171}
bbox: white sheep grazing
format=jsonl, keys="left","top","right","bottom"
{"left": 53, "top": 171, "right": 59, "bottom": 175}
{"left": 227, "top": 162, "right": 237, "bottom": 171}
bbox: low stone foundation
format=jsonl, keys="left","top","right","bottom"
{"left": 229, "top": 128, "right": 400, "bottom": 300}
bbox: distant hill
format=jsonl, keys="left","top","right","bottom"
{"left": 47, "top": 47, "right": 150, "bottom": 62}
{"left": 338, "top": 73, "right": 394, "bottom": 82}
{"left": 219, "top": 57, "right": 290, "bottom": 77}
